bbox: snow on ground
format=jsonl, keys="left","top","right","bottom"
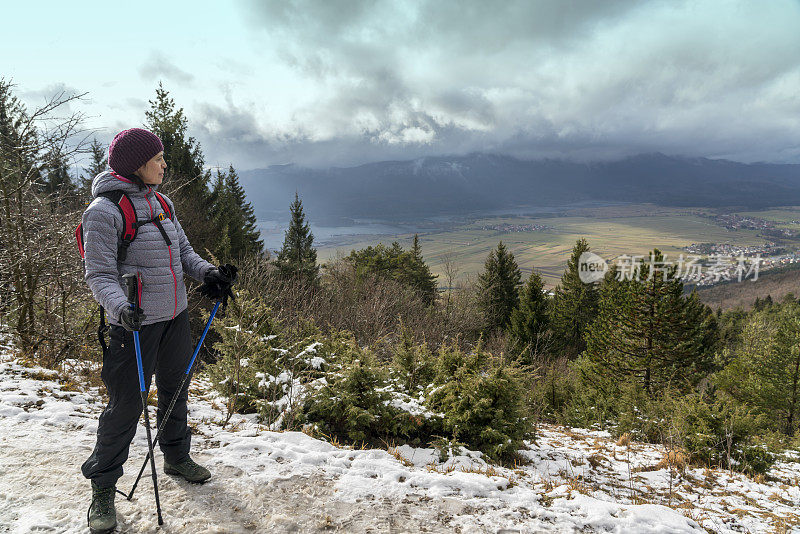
{"left": 1, "top": 349, "right": 799, "bottom": 533}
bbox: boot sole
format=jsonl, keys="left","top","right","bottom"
{"left": 164, "top": 466, "right": 211, "bottom": 483}
{"left": 89, "top": 523, "right": 117, "bottom": 534}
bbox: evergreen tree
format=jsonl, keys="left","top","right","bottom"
{"left": 508, "top": 269, "right": 550, "bottom": 361}
{"left": 80, "top": 138, "right": 107, "bottom": 200}
{"left": 275, "top": 193, "right": 318, "bottom": 282}
{"left": 407, "top": 234, "right": 438, "bottom": 305}
{"left": 550, "top": 238, "right": 599, "bottom": 358}
{"left": 144, "top": 82, "right": 212, "bottom": 252}
{"left": 207, "top": 165, "right": 263, "bottom": 261}
{"left": 145, "top": 82, "right": 207, "bottom": 194}
{"left": 585, "top": 249, "right": 718, "bottom": 394}
{"left": 477, "top": 241, "right": 522, "bottom": 332}
{"left": 208, "top": 168, "right": 234, "bottom": 260}
{"left": 346, "top": 240, "right": 438, "bottom": 305}
{"left": 717, "top": 303, "right": 800, "bottom": 435}
{"left": 40, "top": 147, "right": 76, "bottom": 198}
{"left": 225, "top": 165, "right": 263, "bottom": 256}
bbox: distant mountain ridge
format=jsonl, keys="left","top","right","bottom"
{"left": 239, "top": 153, "right": 800, "bottom": 222}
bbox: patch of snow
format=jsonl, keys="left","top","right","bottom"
{"left": 1, "top": 349, "right": 798, "bottom": 533}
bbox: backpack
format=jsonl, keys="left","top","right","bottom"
{"left": 75, "top": 189, "right": 174, "bottom": 354}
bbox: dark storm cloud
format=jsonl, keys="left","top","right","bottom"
{"left": 138, "top": 52, "right": 195, "bottom": 85}
{"left": 224, "top": 0, "right": 800, "bottom": 168}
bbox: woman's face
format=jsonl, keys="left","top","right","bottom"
{"left": 135, "top": 151, "right": 167, "bottom": 185}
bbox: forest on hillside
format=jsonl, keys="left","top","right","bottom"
{"left": 2, "top": 78, "right": 799, "bottom": 476}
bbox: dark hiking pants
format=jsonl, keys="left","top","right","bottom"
{"left": 82, "top": 309, "right": 194, "bottom": 488}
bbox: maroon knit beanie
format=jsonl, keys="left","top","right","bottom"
{"left": 108, "top": 128, "right": 164, "bottom": 176}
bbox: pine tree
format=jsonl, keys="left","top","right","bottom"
{"left": 80, "top": 138, "right": 107, "bottom": 200}
{"left": 477, "top": 241, "right": 522, "bottom": 332}
{"left": 275, "top": 193, "right": 318, "bottom": 282}
{"left": 550, "top": 238, "right": 599, "bottom": 358}
{"left": 508, "top": 270, "right": 549, "bottom": 361}
{"left": 585, "top": 249, "right": 717, "bottom": 394}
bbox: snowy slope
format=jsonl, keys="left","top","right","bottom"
{"left": 1, "top": 349, "right": 798, "bottom": 533}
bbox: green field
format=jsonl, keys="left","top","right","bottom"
{"left": 316, "top": 204, "right": 800, "bottom": 288}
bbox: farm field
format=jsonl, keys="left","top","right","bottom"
{"left": 732, "top": 207, "right": 800, "bottom": 228}
{"left": 316, "top": 204, "right": 800, "bottom": 288}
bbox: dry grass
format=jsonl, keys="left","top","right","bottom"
{"left": 425, "top": 462, "right": 457, "bottom": 474}
{"left": 387, "top": 447, "right": 415, "bottom": 468}
{"left": 587, "top": 453, "right": 608, "bottom": 470}
{"left": 616, "top": 433, "right": 631, "bottom": 447}
{"left": 566, "top": 476, "right": 591, "bottom": 496}
{"left": 656, "top": 450, "right": 689, "bottom": 471}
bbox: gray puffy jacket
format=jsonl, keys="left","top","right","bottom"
{"left": 82, "top": 170, "right": 215, "bottom": 326}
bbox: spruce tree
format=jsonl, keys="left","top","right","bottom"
{"left": 207, "top": 165, "right": 264, "bottom": 261}
{"left": 717, "top": 303, "right": 800, "bottom": 435}
{"left": 585, "top": 249, "right": 717, "bottom": 394}
{"left": 209, "top": 168, "right": 234, "bottom": 260}
{"left": 550, "top": 238, "right": 599, "bottom": 358}
{"left": 225, "top": 165, "right": 263, "bottom": 256}
{"left": 145, "top": 82, "right": 207, "bottom": 194}
{"left": 347, "top": 240, "right": 438, "bottom": 305}
{"left": 80, "top": 138, "right": 107, "bottom": 200}
{"left": 407, "top": 234, "right": 438, "bottom": 305}
{"left": 40, "top": 147, "right": 76, "bottom": 199}
{"left": 144, "top": 82, "right": 212, "bottom": 252}
{"left": 275, "top": 192, "right": 318, "bottom": 282}
{"left": 508, "top": 269, "right": 550, "bottom": 361}
{"left": 477, "top": 241, "right": 522, "bottom": 332}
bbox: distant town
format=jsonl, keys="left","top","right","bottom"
{"left": 678, "top": 242, "right": 800, "bottom": 286}
{"left": 713, "top": 214, "right": 796, "bottom": 237}
{"left": 481, "top": 223, "right": 553, "bottom": 233}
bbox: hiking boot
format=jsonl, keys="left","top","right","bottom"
{"left": 164, "top": 457, "right": 211, "bottom": 483}
{"left": 87, "top": 481, "right": 117, "bottom": 534}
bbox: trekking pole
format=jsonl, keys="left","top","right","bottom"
{"left": 127, "top": 299, "right": 222, "bottom": 500}
{"left": 123, "top": 273, "right": 164, "bottom": 525}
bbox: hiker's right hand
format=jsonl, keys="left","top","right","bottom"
{"left": 119, "top": 306, "right": 147, "bottom": 332}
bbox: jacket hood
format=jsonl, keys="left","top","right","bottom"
{"left": 91, "top": 170, "right": 160, "bottom": 198}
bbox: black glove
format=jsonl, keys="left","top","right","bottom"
{"left": 119, "top": 306, "right": 147, "bottom": 332}
{"left": 199, "top": 263, "right": 238, "bottom": 304}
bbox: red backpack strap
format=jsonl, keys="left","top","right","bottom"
{"left": 75, "top": 223, "right": 85, "bottom": 259}
{"left": 153, "top": 191, "right": 173, "bottom": 220}
{"left": 98, "top": 190, "right": 138, "bottom": 261}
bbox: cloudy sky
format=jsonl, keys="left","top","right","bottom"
{"left": 3, "top": 0, "right": 800, "bottom": 170}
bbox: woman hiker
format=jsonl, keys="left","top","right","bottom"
{"left": 80, "top": 127, "right": 237, "bottom": 533}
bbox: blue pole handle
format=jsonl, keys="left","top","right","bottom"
{"left": 185, "top": 300, "right": 220, "bottom": 375}
{"left": 132, "top": 303, "right": 146, "bottom": 393}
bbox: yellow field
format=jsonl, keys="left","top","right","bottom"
{"left": 317, "top": 204, "right": 794, "bottom": 288}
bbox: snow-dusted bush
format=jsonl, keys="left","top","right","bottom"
{"left": 300, "top": 339, "right": 419, "bottom": 444}
{"left": 427, "top": 340, "right": 534, "bottom": 463}
{"left": 390, "top": 326, "right": 436, "bottom": 395}
{"left": 667, "top": 392, "right": 774, "bottom": 475}
{"left": 207, "top": 290, "right": 283, "bottom": 416}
